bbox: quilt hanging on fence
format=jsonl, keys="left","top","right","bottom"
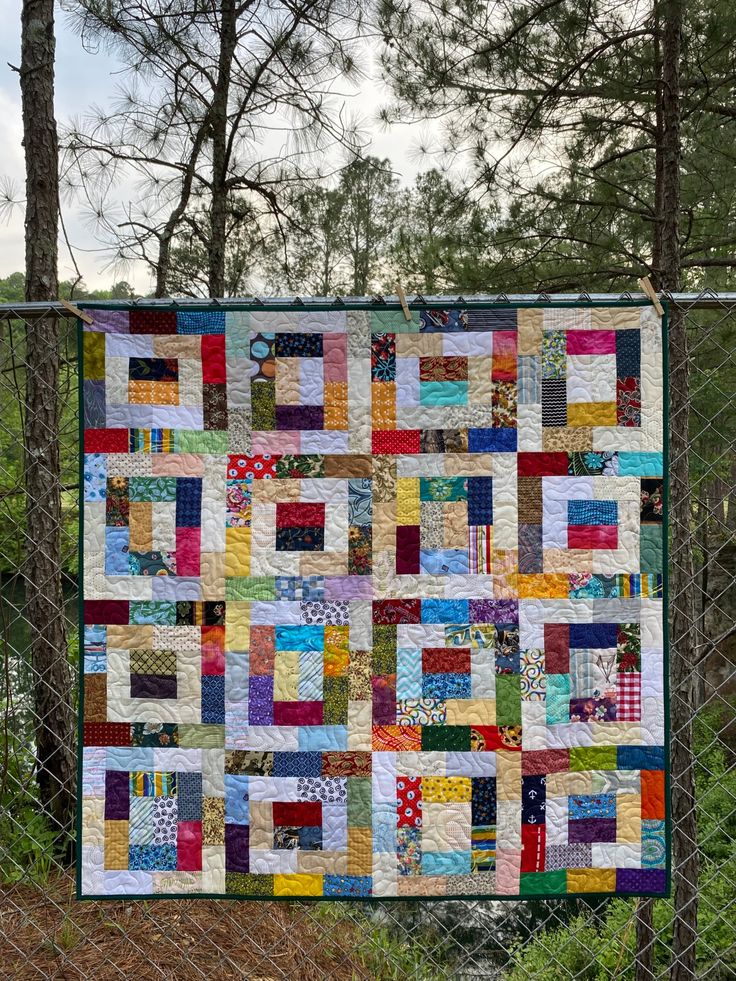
{"left": 78, "top": 301, "right": 668, "bottom": 900}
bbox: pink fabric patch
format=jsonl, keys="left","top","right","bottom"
{"left": 492, "top": 330, "right": 518, "bottom": 356}
{"left": 568, "top": 524, "right": 618, "bottom": 549}
{"left": 323, "top": 332, "right": 348, "bottom": 383}
{"left": 566, "top": 330, "right": 616, "bottom": 355}
{"left": 177, "top": 821, "right": 202, "bottom": 871}
{"left": 252, "top": 431, "right": 301, "bottom": 454}
{"left": 176, "top": 526, "right": 201, "bottom": 575}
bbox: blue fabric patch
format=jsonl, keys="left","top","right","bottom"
{"left": 105, "top": 527, "right": 129, "bottom": 576}
{"left": 617, "top": 745, "right": 666, "bottom": 770}
{"left": 467, "top": 476, "right": 494, "bottom": 525}
{"left": 275, "top": 625, "right": 324, "bottom": 651}
{"left": 298, "top": 725, "right": 348, "bottom": 752}
{"left": 468, "top": 428, "right": 517, "bottom": 452}
{"left": 421, "top": 851, "right": 472, "bottom": 875}
{"left": 225, "top": 774, "right": 249, "bottom": 823}
{"left": 422, "top": 672, "right": 471, "bottom": 699}
{"left": 618, "top": 452, "right": 663, "bottom": 476}
{"left": 176, "top": 477, "right": 202, "bottom": 526}
{"left": 273, "top": 752, "right": 322, "bottom": 778}
{"left": 569, "top": 793, "right": 616, "bottom": 820}
{"left": 201, "top": 675, "right": 225, "bottom": 724}
{"left": 616, "top": 329, "right": 641, "bottom": 377}
{"left": 421, "top": 599, "right": 469, "bottom": 623}
{"left": 397, "top": 648, "right": 422, "bottom": 699}
{"left": 323, "top": 874, "right": 372, "bottom": 897}
{"left": 420, "top": 549, "right": 470, "bottom": 576}
{"left": 420, "top": 381, "right": 468, "bottom": 406}
{"left": 177, "top": 310, "right": 226, "bottom": 333}
{"left": 568, "top": 500, "right": 618, "bottom": 525}
{"left": 569, "top": 622, "right": 618, "bottom": 649}
{"left": 128, "top": 844, "right": 177, "bottom": 870}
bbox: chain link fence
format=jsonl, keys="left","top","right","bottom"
{"left": 0, "top": 294, "right": 733, "bottom": 980}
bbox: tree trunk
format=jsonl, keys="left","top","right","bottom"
{"left": 651, "top": 0, "right": 664, "bottom": 289}
{"left": 660, "top": 2, "right": 699, "bottom": 978}
{"left": 635, "top": 898, "right": 655, "bottom": 981}
{"left": 208, "top": 0, "right": 237, "bottom": 297}
{"left": 20, "top": 0, "right": 76, "bottom": 843}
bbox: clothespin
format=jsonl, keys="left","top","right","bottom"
{"left": 59, "top": 298, "right": 94, "bottom": 325}
{"left": 396, "top": 283, "right": 412, "bottom": 322}
{"left": 637, "top": 276, "right": 664, "bottom": 317}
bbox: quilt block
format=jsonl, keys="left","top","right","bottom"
{"left": 78, "top": 301, "right": 668, "bottom": 899}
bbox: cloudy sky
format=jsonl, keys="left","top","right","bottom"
{"left": 0, "top": 2, "right": 424, "bottom": 293}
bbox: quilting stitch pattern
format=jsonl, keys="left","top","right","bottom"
{"left": 79, "top": 303, "right": 667, "bottom": 899}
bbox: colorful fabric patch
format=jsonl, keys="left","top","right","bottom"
{"left": 80, "top": 302, "right": 667, "bottom": 900}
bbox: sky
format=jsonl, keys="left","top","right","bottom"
{"left": 0, "top": 1, "right": 425, "bottom": 293}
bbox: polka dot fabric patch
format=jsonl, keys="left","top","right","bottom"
{"left": 79, "top": 302, "right": 667, "bottom": 899}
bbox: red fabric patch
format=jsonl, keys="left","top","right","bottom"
{"left": 396, "top": 525, "right": 420, "bottom": 574}
{"left": 372, "top": 430, "right": 421, "bottom": 454}
{"left": 568, "top": 525, "right": 618, "bottom": 549}
{"left": 544, "top": 624, "right": 569, "bottom": 674}
{"left": 227, "top": 454, "right": 279, "bottom": 479}
{"left": 397, "top": 776, "right": 423, "bottom": 828}
{"left": 177, "top": 821, "right": 203, "bottom": 871}
{"left": 83, "top": 722, "right": 131, "bottom": 746}
{"left": 521, "top": 749, "right": 570, "bottom": 775}
{"left": 176, "top": 526, "right": 201, "bottom": 576}
{"left": 85, "top": 428, "right": 129, "bottom": 453}
{"left": 273, "top": 701, "right": 324, "bottom": 726}
{"left": 272, "top": 801, "right": 322, "bottom": 827}
{"left": 617, "top": 671, "right": 641, "bottom": 721}
{"left": 201, "top": 333, "right": 227, "bottom": 384}
{"left": 471, "top": 726, "right": 523, "bottom": 751}
{"left": 521, "top": 823, "right": 546, "bottom": 872}
{"left": 84, "top": 600, "right": 129, "bottom": 624}
{"left": 372, "top": 599, "right": 421, "bottom": 624}
{"left": 517, "top": 452, "right": 569, "bottom": 476}
{"left": 276, "top": 502, "right": 325, "bottom": 527}
{"left": 129, "top": 310, "right": 177, "bottom": 334}
{"left": 422, "top": 647, "right": 471, "bottom": 674}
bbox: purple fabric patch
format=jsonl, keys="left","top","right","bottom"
{"left": 88, "top": 310, "right": 130, "bottom": 333}
{"left": 468, "top": 599, "right": 519, "bottom": 624}
{"left": 372, "top": 676, "right": 397, "bottom": 724}
{"left": 248, "top": 676, "right": 274, "bottom": 726}
{"left": 324, "top": 576, "right": 373, "bottom": 600}
{"left": 276, "top": 405, "right": 324, "bottom": 430}
{"left": 130, "top": 673, "right": 177, "bottom": 700}
{"left": 568, "top": 818, "right": 617, "bottom": 843}
{"left": 83, "top": 380, "right": 107, "bottom": 429}
{"left": 225, "top": 824, "right": 250, "bottom": 872}
{"left": 616, "top": 868, "right": 667, "bottom": 893}
{"left": 105, "top": 769, "right": 129, "bottom": 820}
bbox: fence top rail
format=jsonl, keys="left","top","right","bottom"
{"left": 1, "top": 290, "right": 735, "bottom": 318}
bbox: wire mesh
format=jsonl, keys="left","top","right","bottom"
{"left": 0, "top": 295, "right": 733, "bottom": 980}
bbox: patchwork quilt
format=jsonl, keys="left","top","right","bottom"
{"left": 78, "top": 302, "right": 668, "bottom": 899}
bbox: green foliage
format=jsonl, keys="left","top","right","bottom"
{"left": 263, "top": 157, "right": 400, "bottom": 295}
{"left": 379, "top": 0, "right": 736, "bottom": 291}
{"left": 0, "top": 734, "right": 60, "bottom": 885}
{"left": 316, "top": 904, "right": 450, "bottom": 979}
